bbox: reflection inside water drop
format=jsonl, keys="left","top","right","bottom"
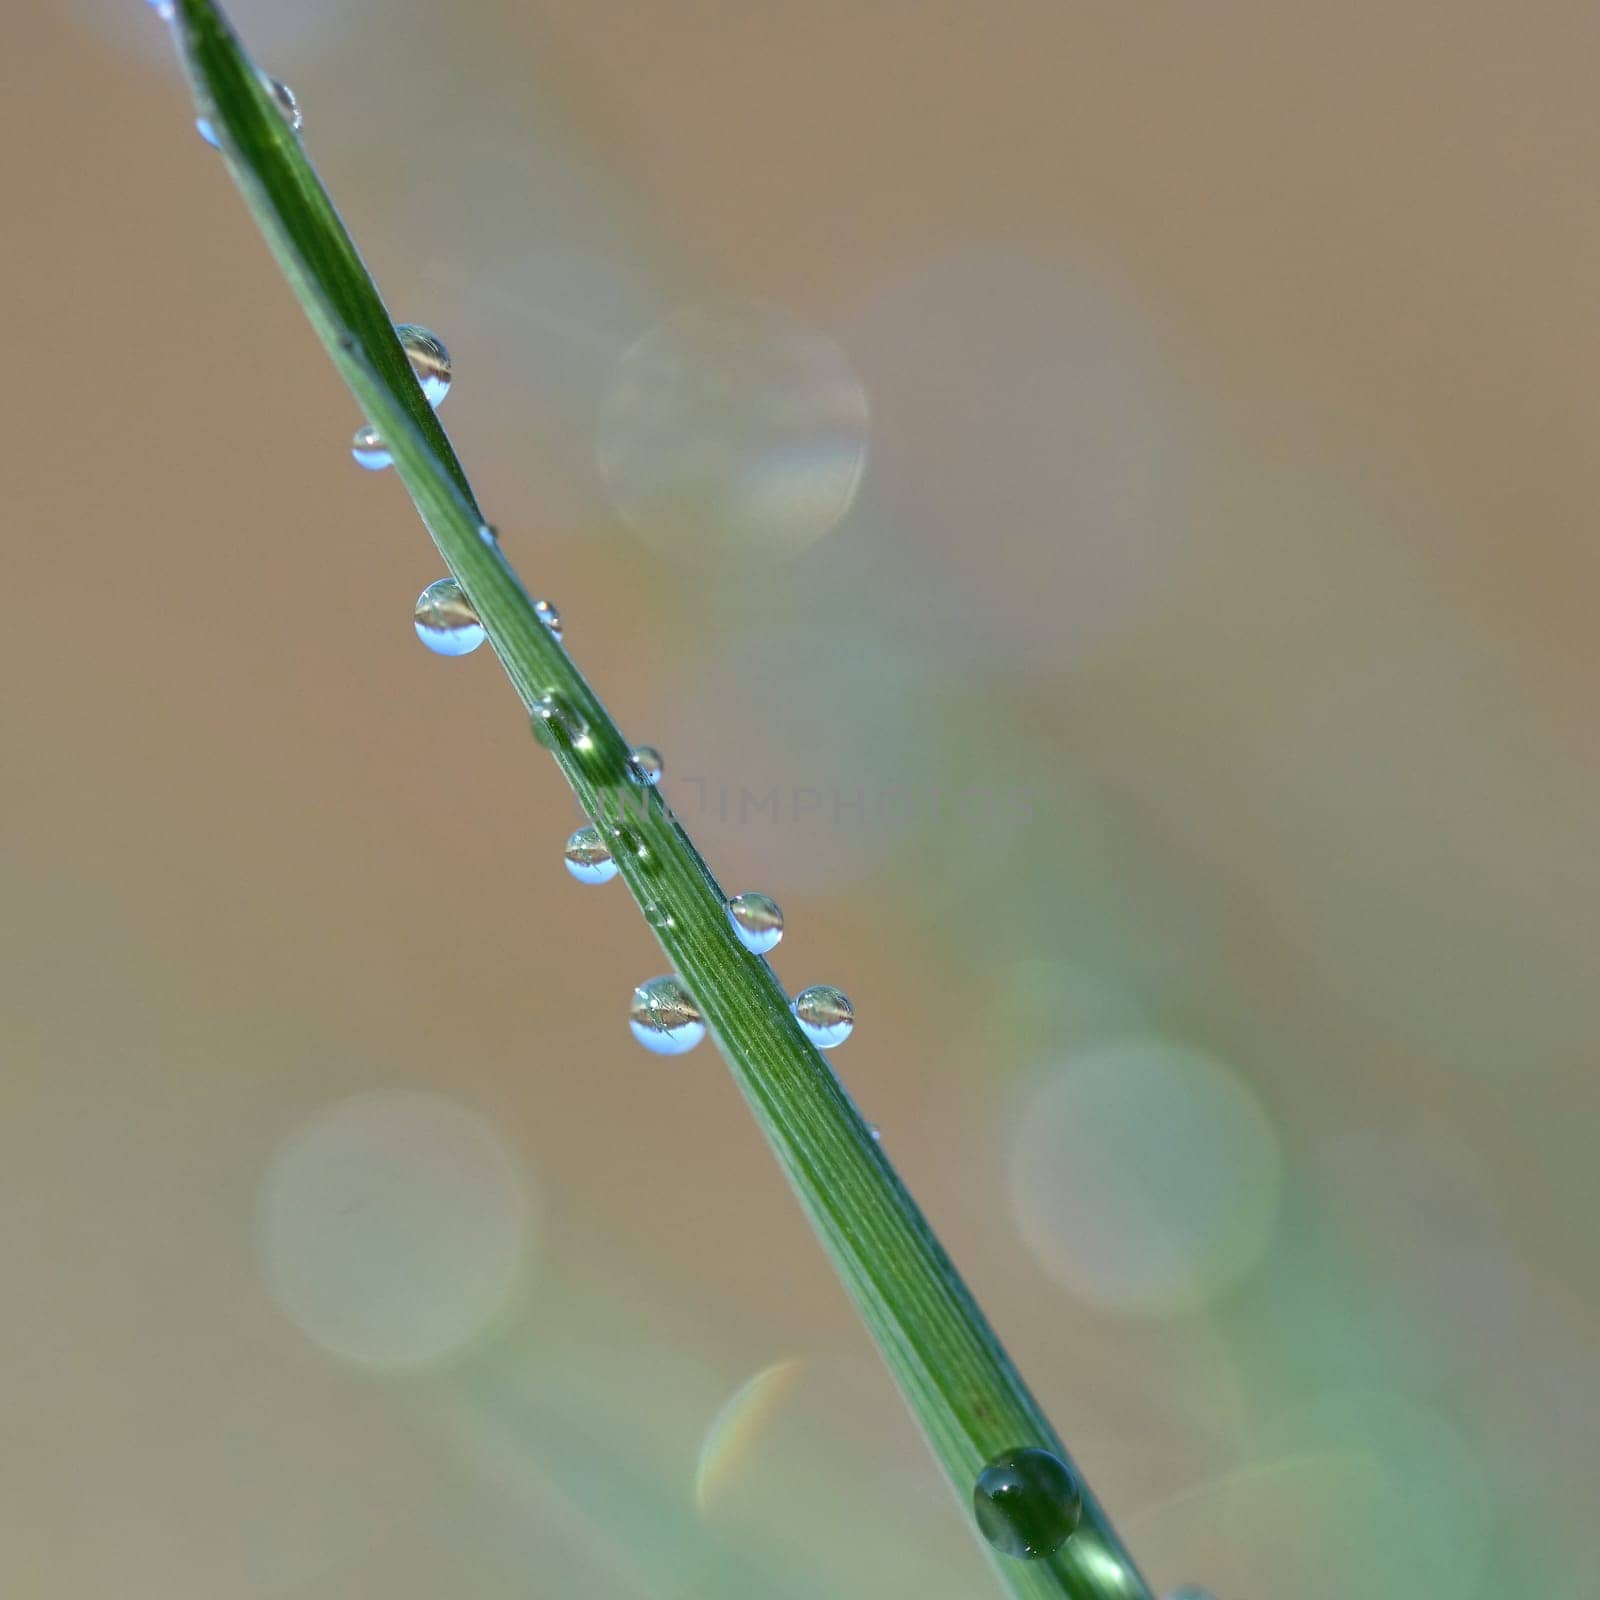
{"left": 413, "top": 578, "right": 484, "bottom": 656}
{"left": 395, "top": 324, "right": 452, "bottom": 407}
{"left": 629, "top": 976, "right": 705, "bottom": 1055}
{"left": 563, "top": 825, "right": 617, "bottom": 885}
{"left": 351, "top": 425, "right": 390, "bottom": 470}
{"left": 792, "top": 985, "right": 854, "bottom": 1049}
{"left": 972, "top": 1447, "right": 1082, "bottom": 1561}
{"left": 726, "top": 892, "right": 783, "bottom": 954}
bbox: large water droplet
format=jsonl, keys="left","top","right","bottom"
{"left": 351, "top": 425, "right": 391, "bottom": 470}
{"left": 792, "top": 985, "right": 853, "bottom": 1049}
{"left": 533, "top": 598, "right": 563, "bottom": 641}
{"left": 268, "top": 77, "right": 302, "bottom": 133}
{"left": 726, "top": 892, "right": 783, "bottom": 954}
{"left": 412, "top": 578, "right": 484, "bottom": 656}
{"left": 395, "top": 324, "right": 452, "bottom": 407}
{"left": 627, "top": 746, "right": 663, "bottom": 785}
{"left": 972, "top": 1447, "right": 1082, "bottom": 1561}
{"left": 563, "top": 825, "right": 618, "bottom": 885}
{"left": 628, "top": 977, "right": 705, "bottom": 1055}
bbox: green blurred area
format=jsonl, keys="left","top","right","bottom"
{"left": 5, "top": 3, "right": 1597, "bottom": 1596}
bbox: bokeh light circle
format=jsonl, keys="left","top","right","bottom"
{"left": 257, "top": 1089, "right": 533, "bottom": 1370}
{"left": 1009, "top": 1038, "right": 1282, "bottom": 1314}
{"left": 596, "top": 301, "right": 869, "bottom": 561}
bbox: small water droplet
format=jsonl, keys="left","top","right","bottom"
{"left": 643, "top": 901, "right": 675, "bottom": 930}
{"left": 267, "top": 78, "right": 303, "bottom": 133}
{"left": 533, "top": 598, "right": 563, "bottom": 641}
{"left": 532, "top": 692, "right": 589, "bottom": 749}
{"left": 868, "top": 1124, "right": 882, "bottom": 1143}
{"left": 726, "top": 892, "right": 783, "bottom": 954}
{"left": 972, "top": 1447, "right": 1082, "bottom": 1561}
{"left": 792, "top": 985, "right": 853, "bottom": 1049}
{"left": 395, "top": 324, "right": 452, "bottom": 407}
{"left": 144, "top": 0, "right": 176, "bottom": 19}
{"left": 478, "top": 523, "right": 499, "bottom": 547}
{"left": 412, "top": 578, "right": 484, "bottom": 656}
{"left": 563, "top": 825, "right": 618, "bottom": 885}
{"left": 196, "top": 117, "right": 220, "bottom": 148}
{"left": 628, "top": 977, "right": 705, "bottom": 1055}
{"left": 627, "top": 746, "right": 663, "bottom": 786}
{"left": 351, "top": 425, "right": 391, "bottom": 470}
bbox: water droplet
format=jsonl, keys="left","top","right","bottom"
{"left": 532, "top": 692, "right": 589, "bottom": 749}
{"left": 726, "top": 892, "right": 783, "bottom": 954}
{"left": 643, "top": 901, "right": 675, "bottom": 931}
{"left": 351, "top": 425, "right": 391, "bottom": 470}
{"left": 395, "top": 324, "right": 452, "bottom": 408}
{"left": 144, "top": 0, "right": 176, "bottom": 19}
{"left": 196, "top": 117, "right": 220, "bottom": 149}
{"left": 412, "top": 578, "right": 484, "bottom": 656}
{"left": 792, "top": 985, "right": 853, "bottom": 1049}
{"left": 627, "top": 746, "right": 663, "bottom": 786}
{"left": 478, "top": 523, "right": 499, "bottom": 547}
{"left": 268, "top": 77, "right": 302, "bottom": 133}
{"left": 972, "top": 1447, "right": 1082, "bottom": 1561}
{"left": 628, "top": 977, "right": 705, "bottom": 1055}
{"left": 533, "top": 598, "right": 563, "bottom": 641}
{"left": 563, "top": 825, "right": 617, "bottom": 885}
{"left": 868, "top": 1124, "right": 882, "bottom": 1143}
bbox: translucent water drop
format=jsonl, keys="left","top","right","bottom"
{"left": 972, "top": 1447, "right": 1082, "bottom": 1561}
{"left": 533, "top": 598, "right": 563, "bottom": 641}
{"left": 478, "top": 523, "right": 500, "bottom": 547}
{"left": 643, "top": 902, "right": 675, "bottom": 931}
{"left": 395, "top": 325, "right": 452, "bottom": 407}
{"left": 868, "top": 1124, "right": 882, "bottom": 1143}
{"left": 532, "top": 692, "right": 589, "bottom": 749}
{"left": 196, "top": 118, "right": 220, "bottom": 149}
{"left": 144, "top": 0, "right": 176, "bottom": 18}
{"left": 627, "top": 746, "right": 663, "bottom": 786}
{"left": 268, "top": 78, "right": 302, "bottom": 133}
{"left": 563, "top": 825, "right": 617, "bottom": 885}
{"left": 412, "top": 578, "right": 484, "bottom": 656}
{"left": 792, "top": 985, "right": 853, "bottom": 1049}
{"left": 628, "top": 977, "right": 705, "bottom": 1055}
{"left": 351, "top": 425, "right": 391, "bottom": 470}
{"left": 726, "top": 892, "right": 783, "bottom": 955}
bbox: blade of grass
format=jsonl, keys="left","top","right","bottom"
{"left": 161, "top": 5, "right": 1157, "bottom": 1595}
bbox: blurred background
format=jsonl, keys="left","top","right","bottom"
{"left": 5, "top": 3, "right": 1597, "bottom": 1596}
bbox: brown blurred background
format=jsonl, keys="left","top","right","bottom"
{"left": 5, "top": 3, "right": 1597, "bottom": 1597}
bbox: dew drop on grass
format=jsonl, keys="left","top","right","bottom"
{"left": 972, "top": 1447, "right": 1082, "bottom": 1561}
{"left": 629, "top": 976, "right": 705, "bottom": 1055}
{"left": 533, "top": 598, "right": 563, "bottom": 641}
{"left": 196, "top": 118, "right": 220, "bottom": 148}
{"left": 412, "top": 578, "right": 484, "bottom": 656}
{"left": 792, "top": 985, "right": 853, "bottom": 1048}
{"left": 532, "top": 693, "right": 590, "bottom": 750}
{"left": 726, "top": 892, "right": 783, "bottom": 954}
{"left": 395, "top": 324, "right": 452, "bottom": 407}
{"left": 644, "top": 901, "right": 675, "bottom": 931}
{"left": 563, "top": 825, "right": 617, "bottom": 885}
{"left": 627, "top": 746, "right": 663, "bottom": 785}
{"left": 268, "top": 78, "right": 303, "bottom": 133}
{"left": 351, "top": 425, "right": 391, "bottom": 470}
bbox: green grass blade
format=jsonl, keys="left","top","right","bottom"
{"left": 163, "top": 5, "right": 1156, "bottom": 1595}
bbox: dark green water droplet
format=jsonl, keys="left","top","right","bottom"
{"left": 972, "top": 1447, "right": 1081, "bottom": 1560}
